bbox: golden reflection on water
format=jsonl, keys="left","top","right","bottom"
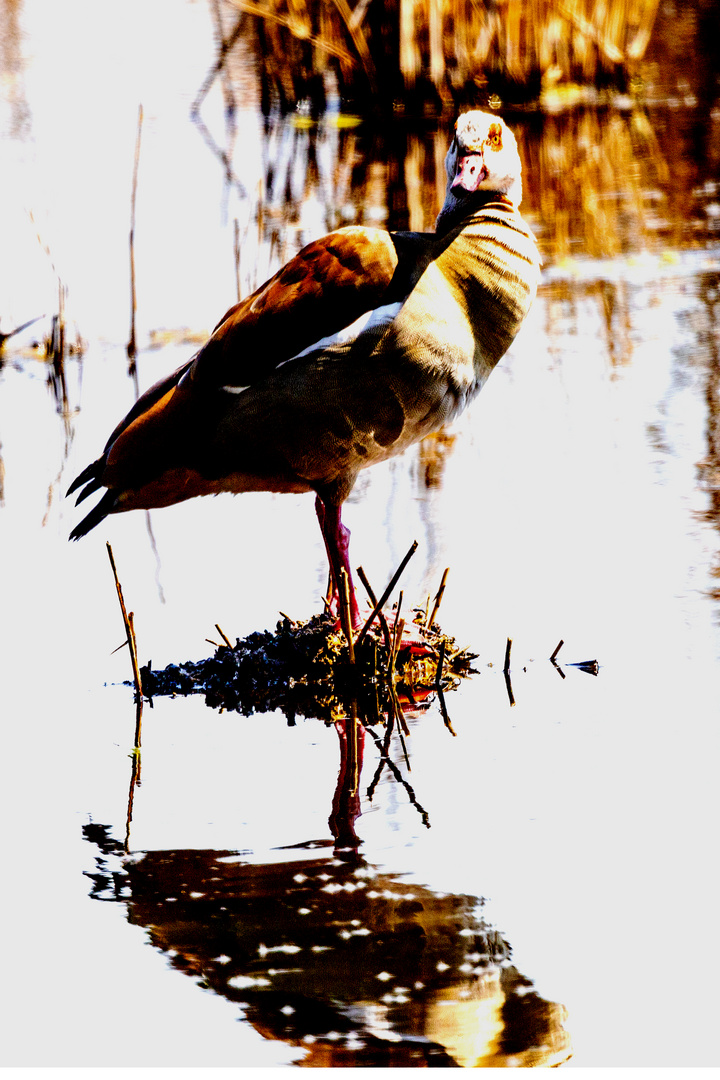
{"left": 85, "top": 689, "right": 577, "bottom": 1067}
{"left": 85, "top": 828, "right": 571, "bottom": 1067}
{"left": 183, "top": 4, "right": 720, "bottom": 267}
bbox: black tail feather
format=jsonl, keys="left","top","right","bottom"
{"left": 74, "top": 476, "right": 104, "bottom": 506}
{"left": 67, "top": 457, "right": 103, "bottom": 498}
{"left": 69, "top": 489, "right": 119, "bottom": 541}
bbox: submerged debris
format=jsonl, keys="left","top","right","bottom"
{"left": 140, "top": 611, "right": 477, "bottom": 725}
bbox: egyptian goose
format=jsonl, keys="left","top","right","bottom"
{"left": 69, "top": 112, "right": 540, "bottom": 627}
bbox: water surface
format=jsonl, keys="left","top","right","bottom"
{"left": 1, "top": 0, "right": 719, "bottom": 1068}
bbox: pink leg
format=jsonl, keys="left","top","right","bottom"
{"left": 315, "top": 495, "right": 361, "bottom": 628}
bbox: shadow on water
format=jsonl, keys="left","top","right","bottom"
{"left": 83, "top": 696, "right": 573, "bottom": 1067}
{"left": 83, "top": 830, "right": 571, "bottom": 1067}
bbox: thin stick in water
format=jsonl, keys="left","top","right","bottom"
{"left": 128, "top": 612, "right": 143, "bottom": 747}
{"left": 503, "top": 636, "right": 512, "bottom": 674}
{"left": 106, "top": 542, "right": 143, "bottom": 704}
{"left": 356, "top": 540, "right": 418, "bottom": 647}
{"left": 127, "top": 104, "right": 143, "bottom": 388}
{"left": 389, "top": 591, "right": 404, "bottom": 665}
{"left": 503, "top": 637, "right": 515, "bottom": 705}
{"left": 434, "top": 639, "right": 446, "bottom": 686}
{"left": 356, "top": 565, "right": 392, "bottom": 650}
{"left": 427, "top": 567, "right": 450, "bottom": 628}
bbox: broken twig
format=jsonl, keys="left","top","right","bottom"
{"left": 107, "top": 543, "right": 143, "bottom": 699}
{"left": 356, "top": 540, "right": 418, "bottom": 647}
{"left": 427, "top": 567, "right": 450, "bottom": 628}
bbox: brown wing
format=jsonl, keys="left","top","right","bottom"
{"left": 67, "top": 224, "right": 436, "bottom": 518}
{"left": 190, "top": 225, "right": 411, "bottom": 390}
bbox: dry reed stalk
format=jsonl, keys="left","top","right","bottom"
{"left": 199, "top": 0, "right": 663, "bottom": 122}
{"left": 210, "top": 0, "right": 239, "bottom": 121}
{"left": 550, "top": 639, "right": 567, "bottom": 678}
{"left": 627, "top": 0, "right": 661, "bottom": 59}
{"left": 428, "top": 0, "right": 446, "bottom": 90}
{"left": 124, "top": 745, "right": 141, "bottom": 853}
{"left": 191, "top": 9, "right": 249, "bottom": 198}
{"left": 356, "top": 565, "right": 392, "bottom": 650}
{"left": 434, "top": 638, "right": 445, "bottom": 686}
{"left": 106, "top": 542, "right": 144, "bottom": 705}
{"left": 388, "top": 675, "right": 411, "bottom": 748}
{"left": 390, "top": 591, "right": 403, "bottom": 651}
{"left": 404, "top": 135, "right": 425, "bottom": 233}
{"left": 385, "top": 602, "right": 411, "bottom": 748}
{"left": 330, "top": 0, "right": 377, "bottom": 90}
{"left": 127, "top": 104, "right": 143, "bottom": 385}
{"left": 399, "top": 0, "right": 421, "bottom": 87}
{"left": 434, "top": 639, "right": 456, "bottom": 735}
{"left": 192, "top": 10, "right": 245, "bottom": 119}
{"left": 46, "top": 282, "right": 70, "bottom": 433}
{"left": 389, "top": 614, "right": 405, "bottom": 676}
{"left": 0, "top": 315, "right": 43, "bottom": 354}
{"left": 503, "top": 637, "right": 515, "bottom": 706}
{"left": 427, "top": 567, "right": 449, "bottom": 629}
{"left": 436, "top": 683, "right": 456, "bottom": 734}
{"left": 505, "top": 0, "right": 524, "bottom": 78}
{"left": 128, "top": 612, "right": 144, "bottom": 746}
{"left": 558, "top": 0, "right": 624, "bottom": 68}
{"left": 228, "top": 0, "right": 355, "bottom": 64}
{"left": 215, "top": 623, "right": 233, "bottom": 648}
{"left": 356, "top": 540, "right": 418, "bottom": 648}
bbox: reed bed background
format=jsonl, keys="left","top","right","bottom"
{"left": 219, "top": 0, "right": 666, "bottom": 112}
{"left": 203, "top": 0, "right": 719, "bottom": 285}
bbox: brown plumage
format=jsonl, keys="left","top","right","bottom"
{"left": 69, "top": 112, "right": 540, "bottom": 626}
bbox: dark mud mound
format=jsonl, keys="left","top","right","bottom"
{"left": 140, "top": 612, "right": 477, "bottom": 724}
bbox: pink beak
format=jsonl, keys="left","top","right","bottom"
{"left": 452, "top": 153, "right": 488, "bottom": 192}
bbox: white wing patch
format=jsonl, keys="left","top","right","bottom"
{"left": 286, "top": 300, "right": 404, "bottom": 363}
{"left": 220, "top": 300, "right": 403, "bottom": 394}
{"left": 221, "top": 384, "right": 250, "bottom": 395}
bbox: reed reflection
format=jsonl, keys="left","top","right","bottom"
{"left": 195, "top": 8, "right": 720, "bottom": 276}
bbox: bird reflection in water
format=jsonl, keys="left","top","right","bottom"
{"left": 84, "top": 702, "right": 571, "bottom": 1067}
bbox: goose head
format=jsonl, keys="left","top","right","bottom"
{"left": 436, "top": 111, "right": 524, "bottom": 230}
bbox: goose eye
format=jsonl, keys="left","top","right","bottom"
{"left": 488, "top": 124, "right": 503, "bottom": 150}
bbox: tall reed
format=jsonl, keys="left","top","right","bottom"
{"left": 225, "top": 0, "right": 662, "bottom": 110}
